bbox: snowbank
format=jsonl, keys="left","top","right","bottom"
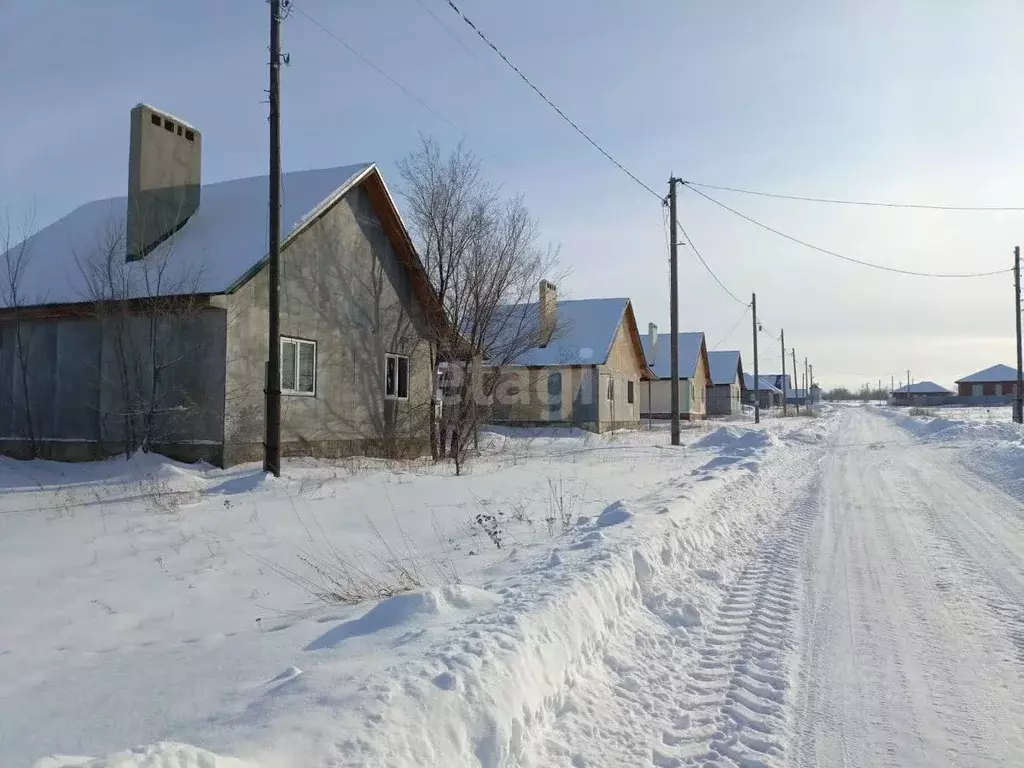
{"left": 33, "top": 742, "right": 252, "bottom": 768}
{"left": 4, "top": 415, "right": 837, "bottom": 768}
{"left": 881, "top": 406, "right": 1024, "bottom": 500}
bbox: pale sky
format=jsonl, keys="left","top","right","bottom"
{"left": 3, "top": 0, "right": 1023, "bottom": 390}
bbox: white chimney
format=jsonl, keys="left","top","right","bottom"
{"left": 538, "top": 279, "right": 556, "bottom": 346}
{"left": 648, "top": 323, "right": 658, "bottom": 362}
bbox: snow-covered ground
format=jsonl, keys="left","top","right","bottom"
{"left": 7, "top": 405, "right": 1024, "bottom": 768}
{"left": 2, "top": 417, "right": 828, "bottom": 768}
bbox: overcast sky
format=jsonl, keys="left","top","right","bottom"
{"left": 3, "top": 0, "right": 1023, "bottom": 389}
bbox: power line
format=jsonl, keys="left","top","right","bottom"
{"left": 712, "top": 305, "right": 750, "bottom": 349}
{"left": 674, "top": 218, "right": 748, "bottom": 306}
{"left": 412, "top": 0, "right": 483, "bottom": 63}
{"left": 443, "top": 0, "right": 660, "bottom": 199}
{"left": 685, "top": 181, "right": 1024, "bottom": 212}
{"left": 291, "top": 3, "right": 459, "bottom": 131}
{"left": 683, "top": 184, "right": 1012, "bottom": 279}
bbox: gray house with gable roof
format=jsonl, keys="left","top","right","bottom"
{"left": 0, "top": 104, "right": 447, "bottom": 466}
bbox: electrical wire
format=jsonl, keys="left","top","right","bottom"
{"left": 443, "top": 0, "right": 660, "bottom": 200}
{"left": 674, "top": 218, "right": 749, "bottom": 306}
{"left": 412, "top": 0, "right": 483, "bottom": 63}
{"left": 291, "top": 4, "right": 459, "bottom": 131}
{"left": 711, "top": 305, "right": 750, "bottom": 349}
{"left": 683, "top": 184, "right": 1012, "bottom": 279}
{"left": 684, "top": 181, "right": 1024, "bottom": 212}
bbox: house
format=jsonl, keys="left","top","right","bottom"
{"left": 891, "top": 381, "right": 953, "bottom": 405}
{"left": 639, "top": 330, "right": 711, "bottom": 420}
{"left": 955, "top": 364, "right": 1020, "bottom": 399}
{"left": 743, "top": 373, "right": 783, "bottom": 409}
{"left": 484, "top": 283, "right": 655, "bottom": 433}
{"left": 0, "top": 104, "right": 448, "bottom": 466}
{"left": 707, "top": 350, "right": 744, "bottom": 416}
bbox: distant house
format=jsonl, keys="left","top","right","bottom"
{"left": 955, "top": 364, "right": 1020, "bottom": 398}
{"left": 891, "top": 381, "right": 953, "bottom": 405}
{"left": 485, "top": 282, "right": 655, "bottom": 433}
{"left": 0, "top": 104, "right": 448, "bottom": 466}
{"left": 707, "top": 350, "right": 744, "bottom": 416}
{"left": 743, "top": 373, "right": 783, "bottom": 409}
{"left": 639, "top": 330, "right": 711, "bottom": 420}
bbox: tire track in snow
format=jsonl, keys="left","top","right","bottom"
{"left": 515, "top": 424, "right": 831, "bottom": 768}
{"left": 673, "top": 495, "right": 815, "bottom": 767}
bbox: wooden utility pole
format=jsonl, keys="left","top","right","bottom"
{"left": 264, "top": 0, "right": 284, "bottom": 477}
{"left": 1015, "top": 246, "right": 1023, "bottom": 423}
{"left": 668, "top": 178, "right": 681, "bottom": 445}
{"left": 752, "top": 293, "right": 760, "bottom": 424}
{"left": 792, "top": 348, "right": 799, "bottom": 415}
{"left": 804, "top": 357, "right": 809, "bottom": 407}
{"left": 780, "top": 329, "right": 787, "bottom": 416}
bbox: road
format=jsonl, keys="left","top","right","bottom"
{"left": 792, "top": 407, "right": 1024, "bottom": 767}
{"left": 520, "top": 407, "right": 1024, "bottom": 767}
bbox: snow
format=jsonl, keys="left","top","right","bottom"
{"left": 2, "top": 164, "right": 372, "bottom": 307}
{"left": 643, "top": 332, "right": 705, "bottom": 379}
{"left": 742, "top": 373, "right": 782, "bottom": 393}
{"left": 955, "top": 363, "right": 1020, "bottom": 383}
{"left": 9, "top": 405, "right": 1024, "bottom": 767}
{"left": 706, "top": 350, "right": 741, "bottom": 385}
{"left": 487, "top": 297, "right": 630, "bottom": 366}
{"left": 3, "top": 418, "right": 821, "bottom": 768}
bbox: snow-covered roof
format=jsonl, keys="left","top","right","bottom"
{"left": 743, "top": 373, "right": 782, "bottom": 393}
{"left": 893, "top": 381, "right": 952, "bottom": 395}
{"left": 707, "top": 350, "right": 743, "bottom": 385}
{"left": 487, "top": 297, "right": 631, "bottom": 366}
{"left": 642, "top": 332, "right": 705, "bottom": 379}
{"left": 1, "top": 164, "right": 373, "bottom": 308}
{"left": 956, "top": 364, "right": 1020, "bottom": 383}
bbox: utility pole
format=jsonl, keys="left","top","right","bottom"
{"left": 804, "top": 357, "right": 809, "bottom": 407}
{"left": 810, "top": 364, "right": 814, "bottom": 404}
{"left": 264, "top": 0, "right": 284, "bottom": 477}
{"left": 891, "top": 374, "right": 894, "bottom": 400}
{"left": 668, "top": 178, "right": 681, "bottom": 445}
{"left": 792, "top": 348, "right": 799, "bottom": 415}
{"left": 752, "top": 293, "right": 760, "bottom": 424}
{"left": 1015, "top": 246, "right": 1023, "bottom": 424}
{"left": 780, "top": 329, "right": 788, "bottom": 416}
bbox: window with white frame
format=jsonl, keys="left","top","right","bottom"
{"left": 281, "top": 337, "right": 316, "bottom": 395}
{"left": 385, "top": 353, "right": 410, "bottom": 399}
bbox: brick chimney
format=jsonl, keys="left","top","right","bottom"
{"left": 127, "top": 103, "right": 202, "bottom": 261}
{"left": 648, "top": 323, "right": 658, "bottom": 363}
{"left": 538, "top": 279, "right": 557, "bottom": 347}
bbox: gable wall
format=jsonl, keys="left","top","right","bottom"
{"left": 221, "top": 184, "right": 434, "bottom": 463}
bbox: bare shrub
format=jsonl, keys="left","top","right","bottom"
{"left": 908, "top": 407, "right": 934, "bottom": 418}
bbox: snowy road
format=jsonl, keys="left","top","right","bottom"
{"left": 522, "top": 407, "right": 1024, "bottom": 767}
{"left": 793, "top": 408, "right": 1024, "bottom": 767}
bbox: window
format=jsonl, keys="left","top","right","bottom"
{"left": 177, "top": 125, "right": 183, "bottom": 136}
{"left": 184, "top": 129, "right": 195, "bottom": 142}
{"left": 627, "top": 380, "right": 635, "bottom": 404}
{"left": 150, "top": 114, "right": 161, "bottom": 127}
{"left": 607, "top": 378, "right": 615, "bottom": 401}
{"left": 385, "top": 353, "right": 410, "bottom": 399}
{"left": 281, "top": 337, "right": 316, "bottom": 395}
{"left": 164, "top": 118, "right": 174, "bottom": 132}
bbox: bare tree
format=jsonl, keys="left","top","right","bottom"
{"left": 75, "top": 214, "right": 212, "bottom": 458}
{"left": 0, "top": 209, "right": 44, "bottom": 457}
{"left": 398, "top": 136, "right": 562, "bottom": 475}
